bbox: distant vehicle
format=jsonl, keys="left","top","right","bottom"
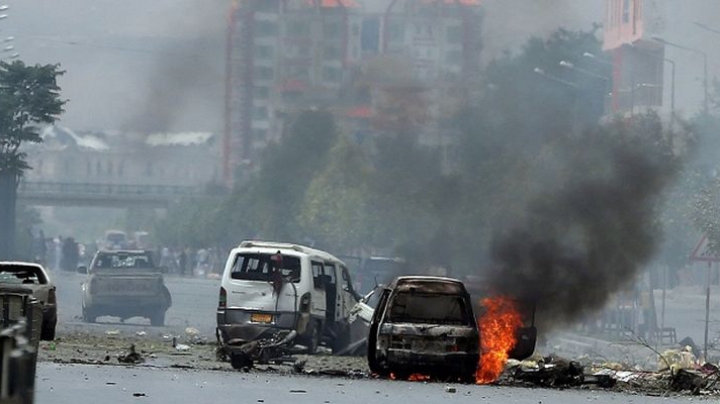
{"left": 216, "top": 241, "right": 360, "bottom": 369}
{"left": 0, "top": 262, "right": 57, "bottom": 340}
{"left": 337, "top": 256, "right": 407, "bottom": 295}
{"left": 103, "top": 230, "right": 128, "bottom": 250}
{"left": 367, "top": 276, "right": 479, "bottom": 382}
{"left": 78, "top": 250, "right": 172, "bottom": 326}
{"left": 127, "top": 231, "right": 151, "bottom": 250}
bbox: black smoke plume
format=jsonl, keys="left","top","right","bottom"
{"left": 486, "top": 116, "right": 680, "bottom": 326}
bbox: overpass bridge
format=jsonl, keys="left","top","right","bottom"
{"left": 17, "top": 181, "right": 212, "bottom": 209}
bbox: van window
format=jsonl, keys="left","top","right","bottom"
{"left": 231, "top": 253, "right": 301, "bottom": 282}
{"left": 324, "top": 263, "right": 337, "bottom": 284}
{"left": 312, "top": 261, "right": 324, "bottom": 289}
{"left": 387, "top": 292, "right": 469, "bottom": 326}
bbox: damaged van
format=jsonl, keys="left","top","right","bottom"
{"left": 216, "top": 241, "right": 359, "bottom": 368}
{"left": 367, "top": 276, "right": 479, "bottom": 381}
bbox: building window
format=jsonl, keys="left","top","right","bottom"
{"left": 324, "top": 45, "right": 341, "bottom": 60}
{"left": 322, "top": 67, "right": 341, "bottom": 83}
{"left": 256, "top": 66, "right": 274, "bottom": 81}
{"left": 253, "top": 128, "right": 267, "bottom": 141}
{"left": 287, "top": 21, "right": 310, "bottom": 37}
{"left": 256, "top": 21, "right": 278, "bottom": 37}
{"left": 446, "top": 26, "right": 462, "bottom": 44}
{"left": 323, "top": 21, "right": 341, "bottom": 37}
{"left": 446, "top": 50, "right": 462, "bottom": 65}
{"left": 253, "top": 106, "right": 268, "bottom": 119}
{"left": 254, "top": 44, "right": 274, "bottom": 60}
{"left": 388, "top": 22, "right": 404, "bottom": 42}
{"left": 623, "top": 0, "right": 631, "bottom": 23}
{"left": 254, "top": 86, "right": 270, "bottom": 100}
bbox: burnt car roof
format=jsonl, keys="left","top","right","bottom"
{"left": 387, "top": 276, "right": 468, "bottom": 295}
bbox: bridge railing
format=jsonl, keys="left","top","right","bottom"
{"left": 17, "top": 181, "right": 202, "bottom": 197}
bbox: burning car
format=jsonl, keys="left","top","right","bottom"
{"left": 367, "top": 276, "right": 479, "bottom": 382}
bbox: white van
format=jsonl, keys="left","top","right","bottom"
{"left": 216, "top": 241, "right": 359, "bottom": 360}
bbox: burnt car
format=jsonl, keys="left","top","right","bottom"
{"left": 0, "top": 262, "right": 57, "bottom": 340}
{"left": 79, "top": 250, "right": 171, "bottom": 326}
{"left": 367, "top": 276, "right": 479, "bottom": 381}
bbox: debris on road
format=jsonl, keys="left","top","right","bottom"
{"left": 117, "top": 344, "right": 144, "bottom": 364}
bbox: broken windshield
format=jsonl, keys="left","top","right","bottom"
{"left": 230, "top": 253, "right": 301, "bottom": 283}
{"left": 387, "top": 292, "right": 470, "bottom": 326}
{"left": 92, "top": 252, "right": 156, "bottom": 271}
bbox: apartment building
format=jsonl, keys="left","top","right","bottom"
{"left": 224, "top": 0, "right": 484, "bottom": 185}
{"left": 603, "top": 0, "right": 720, "bottom": 118}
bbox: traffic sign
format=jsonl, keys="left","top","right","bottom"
{"left": 690, "top": 234, "right": 720, "bottom": 262}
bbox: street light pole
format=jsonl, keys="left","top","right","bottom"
{"left": 652, "top": 36, "right": 709, "bottom": 116}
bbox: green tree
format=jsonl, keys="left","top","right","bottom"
{"left": 298, "top": 136, "right": 372, "bottom": 252}
{"left": 0, "top": 61, "right": 65, "bottom": 259}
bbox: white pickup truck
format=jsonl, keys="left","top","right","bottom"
{"left": 79, "top": 250, "right": 172, "bottom": 326}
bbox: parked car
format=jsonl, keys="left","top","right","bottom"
{"left": 0, "top": 262, "right": 57, "bottom": 340}
{"left": 78, "top": 250, "right": 172, "bottom": 326}
{"left": 216, "top": 241, "right": 360, "bottom": 368}
{"left": 367, "top": 276, "right": 479, "bottom": 382}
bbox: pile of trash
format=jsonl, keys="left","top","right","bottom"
{"left": 502, "top": 346, "right": 720, "bottom": 396}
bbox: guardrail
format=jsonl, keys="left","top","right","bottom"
{"left": 18, "top": 181, "right": 202, "bottom": 197}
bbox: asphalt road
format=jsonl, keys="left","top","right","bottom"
{"left": 51, "top": 270, "right": 221, "bottom": 337}
{"left": 36, "top": 363, "right": 693, "bottom": 404}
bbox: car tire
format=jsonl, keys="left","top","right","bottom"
{"left": 150, "top": 310, "right": 165, "bottom": 327}
{"left": 41, "top": 323, "right": 56, "bottom": 341}
{"left": 301, "top": 320, "right": 320, "bottom": 354}
{"left": 82, "top": 307, "right": 97, "bottom": 323}
{"left": 331, "top": 326, "right": 351, "bottom": 355}
{"left": 230, "top": 352, "right": 253, "bottom": 370}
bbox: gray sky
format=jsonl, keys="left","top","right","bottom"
{"left": 6, "top": 0, "right": 601, "bottom": 133}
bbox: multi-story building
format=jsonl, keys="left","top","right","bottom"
{"left": 603, "top": 0, "right": 720, "bottom": 118}
{"left": 224, "top": 0, "right": 484, "bottom": 185}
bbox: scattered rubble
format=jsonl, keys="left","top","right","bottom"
{"left": 36, "top": 329, "right": 720, "bottom": 398}
{"left": 117, "top": 344, "right": 144, "bottom": 364}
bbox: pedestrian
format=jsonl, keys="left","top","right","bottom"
{"left": 179, "top": 247, "right": 188, "bottom": 277}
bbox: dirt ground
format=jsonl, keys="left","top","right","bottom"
{"left": 37, "top": 330, "right": 369, "bottom": 376}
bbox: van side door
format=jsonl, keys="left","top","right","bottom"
{"left": 310, "top": 261, "right": 327, "bottom": 319}
{"left": 339, "top": 265, "right": 358, "bottom": 319}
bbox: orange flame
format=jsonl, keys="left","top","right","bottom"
{"left": 476, "top": 296, "right": 522, "bottom": 384}
{"left": 389, "top": 373, "right": 432, "bottom": 382}
{"left": 407, "top": 373, "right": 431, "bottom": 382}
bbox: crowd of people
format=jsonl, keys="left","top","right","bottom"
{"left": 29, "top": 230, "right": 226, "bottom": 278}
{"left": 156, "top": 246, "right": 226, "bottom": 278}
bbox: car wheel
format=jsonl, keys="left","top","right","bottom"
{"left": 230, "top": 352, "right": 253, "bottom": 370}
{"left": 301, "top": 320, "right": 320, "bottom": 354}
{"left": 150, "top": 310, "right": 165, "bottom": 327}
{"left": 82, "top": 307, "right": 97, "bottom": 323}
{"left": 331, "top": 326, "right": 351, "bottom": 355}
{"left": 41, "top": 323, "right": 56, "bottom": 341}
